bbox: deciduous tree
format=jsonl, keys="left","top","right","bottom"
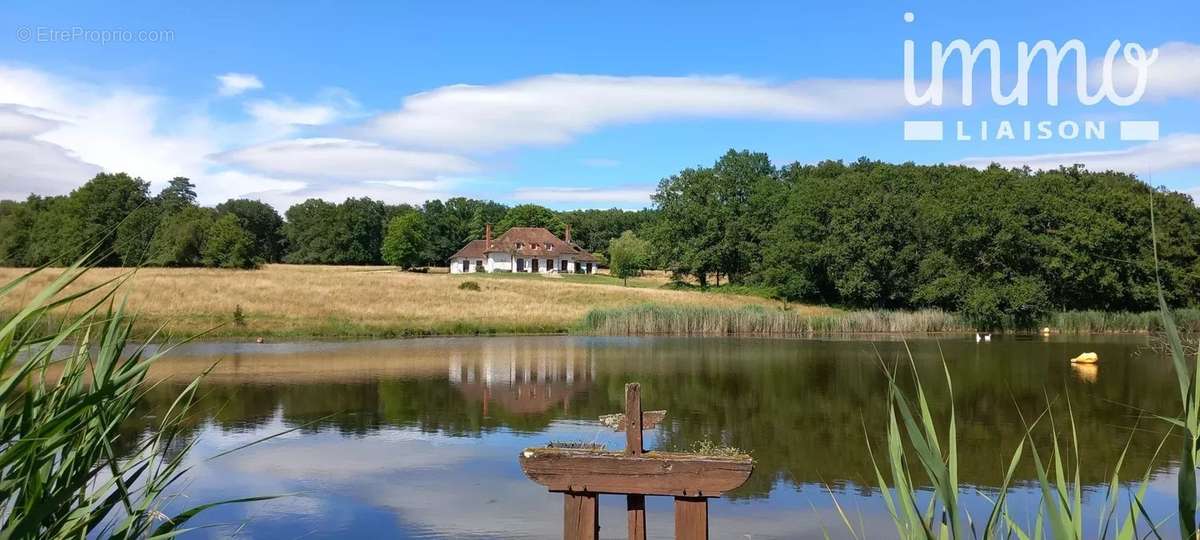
{"left": 382, "top": 211, "right": 429, "bottom": 270}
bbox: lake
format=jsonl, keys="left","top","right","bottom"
{"left": 134, "top": 335, "right": 1180, "bottom": 538}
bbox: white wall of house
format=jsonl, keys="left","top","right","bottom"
{"left": 450, "top": 258, "right": 485, "bottom": 273}
{"left": 487, "top": 252, "right": 512, "bottom": 272}
{"left": 450, "top": 253, "right": 598, "bottom": 274}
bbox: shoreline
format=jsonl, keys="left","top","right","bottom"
{"left": 95, "top": 320, "right": 1178, "bottom": 341}
{"left": 2, "top": 265, "right": 1194, "bottom": 341}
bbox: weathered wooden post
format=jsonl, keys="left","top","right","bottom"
{"left": 520, "top": 383, "right": 753, "bottom": 540}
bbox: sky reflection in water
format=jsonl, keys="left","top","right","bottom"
{"left": 138, "top": 335, "right": 1179, "bottom": 538}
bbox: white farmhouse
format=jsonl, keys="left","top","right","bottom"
{"left": 448, "top": 224, "right": 600, "bottom": 274}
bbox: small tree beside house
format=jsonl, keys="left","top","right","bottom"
{"left": 608, "top": 231, "right": 650, "bottom": 286}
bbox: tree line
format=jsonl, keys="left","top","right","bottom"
{"left": 649, "top": 150, "right": 1200, "bottom": 326}
{"left": 0, "top": 173, "right": 655, "bottom": 270}
{"left": 1, "top": 150, "right": 1197, "bottom": 325}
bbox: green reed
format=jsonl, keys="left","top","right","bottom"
{"left": 580, "top": 304, "right": 972, "bottom": 335}
{"left": 851, "top": 274, "right": 1197, "bottom": 537}
{"left": 855, "top": 342, "right": 1172, "bottom": 539}
{"left": 1048, "top": 309, "right": 1200, "bottom": 334}
{"left": 0, "top": 261, "right": 270, "bottom": 538}
{"left": 581, "top": 304, "right": 1200, "bottom": 335}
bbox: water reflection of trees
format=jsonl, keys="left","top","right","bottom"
{"left": 129, "top": 336, "right": 1176, "bottom": 499}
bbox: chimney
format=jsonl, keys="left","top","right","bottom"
{"left": 564, "top": 224, "right": 572, "bottom": 244}
{"left": 485, "top": 223, "right": 492, "bottom": 246}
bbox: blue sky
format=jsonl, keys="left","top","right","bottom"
{"left": 1, "top": 0, "right": 1198, "bottom": 209}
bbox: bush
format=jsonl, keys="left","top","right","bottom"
{"left": 459, "top": 280, "right": 481, "bottom": 291}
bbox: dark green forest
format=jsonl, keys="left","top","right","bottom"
{"left": 2, "top": 150, "right": 1198, "bottom": 325}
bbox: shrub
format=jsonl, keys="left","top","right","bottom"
{"left": 459, "top": 280, "right": 481, "bottom": 291}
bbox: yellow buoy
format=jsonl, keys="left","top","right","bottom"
{"left": 1069, "top": 352, "right": 1099, "bottom": 364}
{"left": 1041, "top": 327, "right": 1051, "bottom": 335}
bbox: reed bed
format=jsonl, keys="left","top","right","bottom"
{"left": 580, "top": 305, "right": 971, "bottom": 335}
{"left": 582, "top": 305, "right": 1200, "bottom": 336}
{"left": 1048, "top": 308, "right": 1200, "bottom": 333}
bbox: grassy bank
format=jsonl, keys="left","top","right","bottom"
{"left": 0, "top": 265, "right": 825, "bottom": 338}
{"left": 2, "top": 265, "right": 1191, "bottom": 338}
{"left": 580, "top": 304, "right": 1200, "bottom": 335}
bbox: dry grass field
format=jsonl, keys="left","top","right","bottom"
{"left": 0, "top": 265, "right": 834, "bottom": 338}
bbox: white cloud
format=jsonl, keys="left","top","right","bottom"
{"left": 360, "top": 74, "right": 907, "bottom": 151}
{"left": 244, "top": 89, "right": 360, "bottom": 129}
{"left": 512, "top": 186, "right": 653, "bottom": 205}
{"left": 0, "top": 139, "right": 102, "bottom": 200}
{"left": 1108, "top": 42, "right": 1200, "bottom": 100}
{"left": 0, "top": 104, "right": 102, "bottom": 199}
{"left": 957, "top": 133, "right": 1200, "bottom": 174}
{"left": 240, "top": 181, "right": 456, "bottom": 212}
{"left": 246, "top": 101, "right": 340, "bottom": 127}
{"left": 216, "top": 72, "right": 264, "bottom": 96}
{"left": 0, "top": 105, "right": 61, "bottom": 138}
{"left": 0, "top": 64, "right": 463, "bottom": 208}
{"left": 215, "top": 137, "right": 476, "bottom": 181}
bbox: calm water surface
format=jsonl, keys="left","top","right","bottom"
{"left": 134, "top": 335, "right": 1179, "bottom": 538}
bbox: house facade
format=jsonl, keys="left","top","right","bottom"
{"left": 448, "top": 224, "right": 600, "bottom": 274}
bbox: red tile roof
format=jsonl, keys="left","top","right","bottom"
{"left": 448, "top": 227, "right": 599, "bottom": 262}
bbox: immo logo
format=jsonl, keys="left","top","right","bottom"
{"left": 901, "top": 11, "right": 1160, "bottom": 143}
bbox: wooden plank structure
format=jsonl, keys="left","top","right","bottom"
{"left": 520, "top": 383, "right": 753, "bottom": 540}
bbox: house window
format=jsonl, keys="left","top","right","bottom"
{"left": 546, "top": 259, "right": 552, "bottom": 271}
{"left": 560, "top": 259, "right": 568, "bottom": 272}
{"left": 532, "top": 258, "right": 539, "bottom": 272}
{"left": 461, "top": 259, "right": 469, "bottom": 272}
{"left": 586, "top": 263, "right": 593, "bottom": 273}
{"left": 516, "top": 258, "right": 525, "bottom": 272}
{"left": 545, "top": 243, "right": 553, "bottom": 250}
{"left": 475, "top": 260, "right": 483, "bottom": 272}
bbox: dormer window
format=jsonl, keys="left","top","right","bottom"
{"left": 545, "top": 243, "right": 553, "bottom": 251}
{"left": 516, "top": 242, "right": 524, "bottom": 249}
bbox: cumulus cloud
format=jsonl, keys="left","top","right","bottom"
{"left": 216, "top": 72, "right": 264, "bottom": 96}
{"left": 0, "top": 64, "right": 463, "bottom": 208}
{"left": 0, "top": 65, "right": 956, "bottom": 209}
{"left": 957, "top": 133, "right": 1200, "bottom": 174}
{"left": 359, "top": 74, "right": 908, "bottom": 151}
{"left": 511, "top": 186, "right": 653, "bottom": 206}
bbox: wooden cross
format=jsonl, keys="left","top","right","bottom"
{"left": 520, "top": 383, "right": 753, "bottom": 540}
